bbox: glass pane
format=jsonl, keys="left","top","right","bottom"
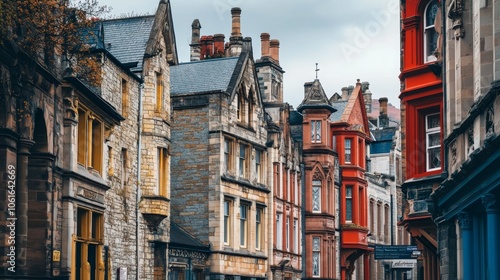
{"left": 428, "top": 132, "right": 440, "bottom": 147}
{"left": 313, "top": 186, "right": 321, "bottom": 212}
{"left": 426, "top": 1, "right": 439, "bottom": 27}
{"left": 346, "top": 186, "right": 352, "bottom": 197}
{"left": 427, "top": 114, "right": 440, "bottom": 129}
{"left": 346, "top": 199, "right": 352, "bottom": 221}
{"left": 315, "top": 120, "right": 321, "bottom": 141}
{"left": 428, "top": 147, "right": 441, "bottom": 169}
{"left": 313, "top": 237, "right": 320, "bottom": 251}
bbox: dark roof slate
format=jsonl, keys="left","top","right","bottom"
{"left": 170, "top": 221, "right": 207, "bottom": 249}
{"left": 370, "top": 127, "right": 396, "bottom": 154}
{"left": 102, "top": 16, "right": 155, "bottom": 73}
{"left": 329, "top": 100, "right": 348, "bottom": 122}
{"left": 170, "top": 57, "right": 240, "bottom": 95}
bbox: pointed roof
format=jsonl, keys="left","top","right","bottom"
{"left": 102, "top": 16, "right": 154, "bottom": 73}
{"left": 170, "top": 56, "right": 241, "bottom": 95}
{"left": 297, "top": 79, "right": 336, "bottom": 113}
{"left": 330, "top": 82, "right": 371, "bottom": 138}
{"left": 101, "top": 0, "right": 178, "bottom": 74}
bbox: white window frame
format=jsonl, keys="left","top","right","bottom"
{"left": 276, "top": 213, "right": 282, "bottom": 249}
{"left": 424, "top": 0, "right": 439, "bottom": 63}
{"left": 425, "top": 113, "right": 441, "bottom": 171}
{"left": 286, "top": 215, "right": 290, "bottom": 250}
{"left": 240, "top": 203, "right": 248, "bottom": 247}
{"left": 293, "top": 218, "right": 299, "bottom": 253}
{"left": 345, "top": 138, "right": 352, "bottom": 164}
{"left": 239, "top": 143, "right": 248, "bottom": 178}
{"left": 255, "top": 149, "right": 262, "bottom": 183}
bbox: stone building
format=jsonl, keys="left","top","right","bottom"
{"left": 255, "top": 33, "right": 303, "bottom": 279}
{"left": 399, "top": 0, "right": 443, "bottom": 279}
{"left": 431, "top": 1, "right": 500, "bottom": 279}
{"left": 366, "top": 97, "right": 413, "bottom": 279}
{"left": 169, "top": 8, "right": 270, "bottom": 279}
{"left": 0, "top": 1, "right": 178, "bottom": 279}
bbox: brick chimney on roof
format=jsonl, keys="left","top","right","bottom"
{"left": 213, "top": 34, "right": 225, "bottom": 57}
{"left": 200, "top": 35, "right": 214, "bottom": 60}
{"left": 260, "top": 33, "right": 270, "bottom": 57}
{"left": 270, "top": 39, "right": 280, "bottom": 64}
{"left": 379, "top": 97, "right": 389, "bottom": 127}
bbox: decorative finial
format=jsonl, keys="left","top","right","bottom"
{"left": 315, "top": 63, "right": 320, "bottom": 79}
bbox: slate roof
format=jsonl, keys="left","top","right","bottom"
{"left": 170, "top": 56, "right": 240, "bottom": 95}
{"left": 170, "top": 221, "right": 209, "bottom": 250}
{"left": 370, "top": 127, "right": 396, "bottom": 154}
{"left": 329, "top": 100, "right": 348, "bottom": 122}
{"left": 102, "top": 16, "right": 155, "bottom": 73}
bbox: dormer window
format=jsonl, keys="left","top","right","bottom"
{"left": 424, "top": 0, "right": 439, "bottom": 63}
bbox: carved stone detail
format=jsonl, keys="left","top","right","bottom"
{"left": 448, "top": 0, "right": 465, "bottom": 40}
{"left": 449, "top": 139, "right": 456, "bottom": 166}
{"left": 486, "top": 105, "right": 494, "bottom": 135}
{"left": 458, "top": 212, "right": 471, "bottom": 229}
{"left": 482, "top": 194, "right": 497, "bottom": 211}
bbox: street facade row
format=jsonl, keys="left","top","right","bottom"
{"left": 0, "top": 1, "right": 409, "bottom": 280}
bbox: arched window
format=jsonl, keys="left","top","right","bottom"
{"left": 424, "top": 0, "right": 439, "bottom": 62}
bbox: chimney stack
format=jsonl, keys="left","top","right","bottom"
{"left": 270, "top": 39, "right": 280, "bottom": 64}
{"left": 190, "top": 19, "right": 201, "bottom": 61}
{"left": 213, "top": 34, "right": 225, "bottom": 57}
{"left": 379, "top": 97, "right": 389, "bottom": 127}
{"left": 260, "top": 33, "right": 270, "bottom": 57}
{"left": 231, "top": 7, "right": 242, "bottom": 37}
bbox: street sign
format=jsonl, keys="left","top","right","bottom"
{"left": 392, "top": 259, "right": 417, "bottom": 268}
{"left": 374, "top": 245, "right": 419, "bottom": 260}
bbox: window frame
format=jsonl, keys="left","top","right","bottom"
{"left": 224, "top": 138, "right": 234, "bottom": 173}
{"left": 223, "top": 199, "right": 232, "bottom": 245}
{"left": 293, "top": 218, "right": 299, "bottom": 253}
{"left": 77, "top": 106, "right": 104, "bottom": 175}
{"left": 311, "top": 120, "right": 322, "bottom": 143}
{"left": 276, "top": 213, "right": 282, "bottom": 249}
{"left": 286, "top": 215, "right": 290, "bottom": 250}
{"left": 312, "top": 180, "right": 322, "bottom": 213}
{"left": 256, "top": 207, "right": 263, "bottom": 250}
{"left": 425, "top": 112, "right": 441, "bottom": 171}
{"left": 345, "top": 138, "right": 352, "bottom": 164}
{"left": 424, "top": 0, "right": 439, "bottom": 63}
{"left": 239, "top": 203, "right": 249, "bottom": 247}
{"left": 157, "top": 147, "right": 169, "bottom": 197}
{"left": 238, "top": 143, "right": 249, "bottom": 178}
{"left": 121, "top": 78, "right": 128, "bottom": 118}
{"left": 345, "top": 185, "right": 353, "bottom": 222}
{"left": 312, "top": 237, "right": 321, "bottom": 277}
{"left": 155, "top": 72, "right": 164, "bottom": 111}
{"left": 255, "top": 149, "right": 262, "bottom": 183}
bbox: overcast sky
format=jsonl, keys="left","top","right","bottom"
{"left": 98, "top": 0, "right": 401, "bottom": 109}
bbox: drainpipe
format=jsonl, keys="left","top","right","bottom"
{"left": 136, "top": 82, "right": 144, "bottom": 280}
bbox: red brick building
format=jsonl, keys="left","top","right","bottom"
{"left": 399, "top": 0, "right": 443, "bottom": 279}
{"left": 298, "top": 79, "right": 371, "bottom": 279}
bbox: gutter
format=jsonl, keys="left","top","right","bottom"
{"left": 136, "top": 82, "right": 144, "bottom": 279}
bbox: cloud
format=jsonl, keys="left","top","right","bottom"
{"left": 99, "top": 0, "right": 401, "bottom": 108}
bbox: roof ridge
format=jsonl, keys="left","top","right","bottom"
{"left": 102, "top": 15, "right": 155, "bottom": 22}
{"left": 176, "top": 56, "right": 240, "bottom": 65}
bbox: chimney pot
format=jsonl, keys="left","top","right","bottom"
{"left": 260, "top": 33, "right": 270, "bottom": 58}
{"left": 231, "top": 7, "right": 242, "bottom": 37}
{"left": 270, "top": 39, "right": 280, "bottom": 64}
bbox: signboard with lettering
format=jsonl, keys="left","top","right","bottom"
{"left": 374, "top": 245, "right": 420, "bottom": 260}
{"left": 392, "top": 259, "right": 416, "bottom": 269}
